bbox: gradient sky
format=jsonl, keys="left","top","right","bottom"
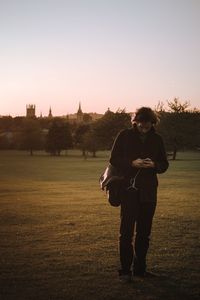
{"left": 0, "top": 0, "right": 199, "bottom": 116}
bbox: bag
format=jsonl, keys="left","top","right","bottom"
{"left": 106, "top": 180, "right": 125, "bottom": 207}
{"left": 99, "top": 164, "right": 125, "bottom": 207}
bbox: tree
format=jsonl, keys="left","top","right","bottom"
{"left": 93, "top": 109, "right": 132, "bottom": 151}
{"left": 74, "top": 123, "right": 91, "bottom": 156}
{"left": 72, "top": 110, "right": 131, "bottom": 157}
{"left": 155, "top": 99, "right": 200, "bottom": 160}
{"left": 0, "top": 116, "right": 13, "bottom": 132}
{"left": 0, "top": 132, "right": 14, "bottom": 149}
{"left": 0, "top": 116, "right": 14, "bottom": 149}
{"left": 20, "top": 119, "right": 43, "bottom": 155}
{"left": 167, "top": 98, "right": 190, "bottom": 113}
{"left": 154, "top": 101, "right": 165, "bottom": 113}
{"left": 82, "top": 128, "right": 98, "bottom": 158}
{"left": 157, "top": 110, "right": 200, "bottom": 159}
{"left": 45, "top": 119, "right": 73, "bottom": 155}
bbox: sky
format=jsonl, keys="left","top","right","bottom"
{"left": 0, "top": 0, "right": 200, "bottom": 116}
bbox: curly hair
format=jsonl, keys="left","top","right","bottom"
{"left": 133, "top": 107, "right": 158, "bottom": 124}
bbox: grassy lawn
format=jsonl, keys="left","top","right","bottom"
{"left": 0, "top": 150, "right": 199, "bottom": 300}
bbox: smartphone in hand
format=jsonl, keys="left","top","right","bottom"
{"left": 143, "top": 158, "right": 151, "bottom": 163}
{"left": 142, "top": 158, "right": 155, "bottom": 168}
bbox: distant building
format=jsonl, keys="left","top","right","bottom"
{"left": 25, "top": 103, "right": 103, "bottom": 121}
{"left": 67, "top": 103, "right": 103, "bottom": 123}
{"left": 87, "top": 112, "right": 103, "bottom": 121}
{"left": 26, "top": 104, "right": 36, "bottom": 118}
{"left": 48, "top": 107, "right": 53, "bottom": 118}
{"left": 76, "top": 102, "right": 83, "bottom": 122}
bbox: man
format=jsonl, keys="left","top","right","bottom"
{"left": 109, "top": 107, "right": 169, "bottom": 282}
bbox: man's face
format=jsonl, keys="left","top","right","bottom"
{"left": 136, "top": 121, "right": 152, "bottom": 133}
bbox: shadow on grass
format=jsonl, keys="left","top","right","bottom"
{"left": 1, "top": 268, "right": 198, "bottom": 300}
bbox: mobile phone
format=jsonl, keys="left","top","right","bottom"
{"left": 143, "top": 158, "right": 151, "bottom": 162}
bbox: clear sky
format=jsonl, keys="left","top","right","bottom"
{"left": 0, "top": 0, "right": 199, "bottom": 116}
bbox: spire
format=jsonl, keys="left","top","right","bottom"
{"left": 77, "top": 102, "right": 83, "bottom": 122}
{"left": 48, "top": 106, "right": 53, "bottom": 118}
{"left": 77, "top": 102, "right": 82, "bottom": 114}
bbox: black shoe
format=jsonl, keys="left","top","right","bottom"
{"left": 133, "top": 270, "right": 157, "bottom": 278}
{"left": 133, "top": 270, "right": 145, "bottom": 277}
{"left": 118, "top": 270, "right": 132, "bottom": 283}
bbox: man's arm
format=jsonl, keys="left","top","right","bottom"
{"left": 154, "top": 136, "right": 169, "bottom": 174}
{"left": 109, "top": 129, "right": 132, "bottom": 172}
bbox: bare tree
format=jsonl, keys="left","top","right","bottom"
{"left": 167, "top": 98, "right": 190, "bottom": 113}
{"left": 155, "top": 101, "right": 165, "bottom": 113}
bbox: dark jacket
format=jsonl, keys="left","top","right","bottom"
{"left": 109, "top": 125, "right": 169, "bottom": 202}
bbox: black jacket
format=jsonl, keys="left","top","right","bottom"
{"left": 109, "top": 125, "right": 168, "bottom": 201}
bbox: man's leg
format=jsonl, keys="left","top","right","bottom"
{"left": 119, "top": 191, "right": 139, "bottom": 275}
{"left": 133, "top": 201, "right": 156, "bottom": 275}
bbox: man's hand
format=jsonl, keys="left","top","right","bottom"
{"left": 131, "top": 158, "right": 145, "bottom": 168}
{"left": 131, "top": 158, "right": 155, "bottom": 168}
{"left": 142, "top": 158, "right": 155, "bottom": 168}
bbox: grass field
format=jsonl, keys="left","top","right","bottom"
{"left": 0, "top": 150, "right": 199, "bottom": 300}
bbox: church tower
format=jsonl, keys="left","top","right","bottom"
{"left": 77, "top": 102, "right": 83, "bottom": 122}
{"left": 48, "top": 106, "right": 53, "bottom": 118}
{"left": 26, "top": 104, "right": 36, "bottom": 118}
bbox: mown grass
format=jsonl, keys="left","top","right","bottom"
{"left": 0, "top": 150, "right": 199, "bottom": 300}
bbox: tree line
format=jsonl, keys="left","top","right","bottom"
{"left": 0, "top": 99, "right": 199, "bottom": 159}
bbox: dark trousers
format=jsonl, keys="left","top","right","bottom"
{"left": 119, "top": 190, "right": 156, "bottom": 274}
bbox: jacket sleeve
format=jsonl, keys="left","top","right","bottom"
{"left": 155, "top": 136, "right": 169, "bottom": 174}
{"left": 109, "top": 129, "right": 132, "bottom": 172}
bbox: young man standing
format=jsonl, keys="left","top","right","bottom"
{"left": 109, "top": 107, "right": 169, "bottom": 282}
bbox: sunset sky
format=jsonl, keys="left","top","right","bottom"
{"left": 0, "top": 0, "right": 199, "bottom": 116}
